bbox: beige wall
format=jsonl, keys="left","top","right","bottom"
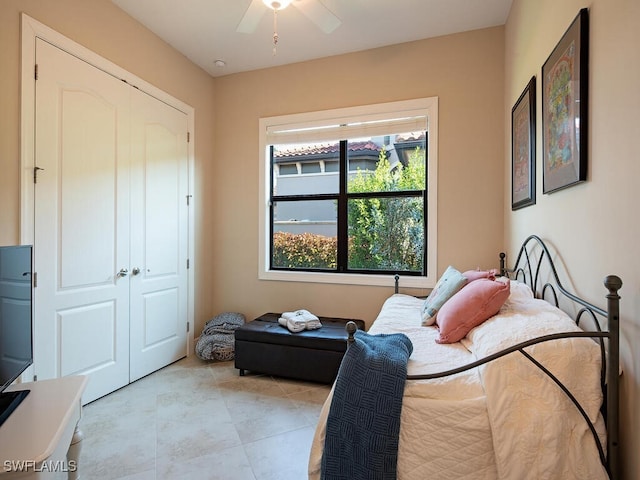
{"left": 504, "top": 0, "right": 640, "bottom": 478}
{"left": 0, "top": 0, "right": 216, "bottom": 328}
{"left": 212, "top": 27, "right": 505, "bottom": 328}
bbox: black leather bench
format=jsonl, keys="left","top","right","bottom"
{"left": 234, "top": 313, "right": 365, "bottom": 383}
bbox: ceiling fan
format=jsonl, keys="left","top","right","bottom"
{"left": 237, "top": 0, "right": 342, "bottom": 35}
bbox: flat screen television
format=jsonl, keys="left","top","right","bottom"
{"left": 0, "top": 245, "right": 33, "bottom": 427}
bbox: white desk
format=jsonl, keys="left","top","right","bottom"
{"left": 0, "top": 376, "right": 87, "bottom": 479}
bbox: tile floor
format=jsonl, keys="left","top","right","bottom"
{"left": 78, "top": 355, "right": 331, "bottom": 479}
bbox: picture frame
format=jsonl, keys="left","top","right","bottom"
{"left": 542, "top": 8, "right": 589, "bottom": 194}
{"left": 511, "top": 76, "right": 536, "bottom": 210}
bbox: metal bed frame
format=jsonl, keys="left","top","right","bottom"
{"left": 346, "top": 235, "right": 622, "bottom": 479}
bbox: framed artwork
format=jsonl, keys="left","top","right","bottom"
{"left": 542, "top": 8, "right": 589, "bottom": 194}
{"left": 511, "top": 76, "right": 536, "bottom": 210}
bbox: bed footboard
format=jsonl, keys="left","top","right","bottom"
{"left": 345, "top": 235, "right": 622, "bottom": 480}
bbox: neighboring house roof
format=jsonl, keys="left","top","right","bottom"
{"left": 274, "top": 141, "right": 381, "bottom": 162}
{"left": 394, "top": 132, "right": 427, "bottom": 166}
{"left": 394, "top": 132, "right": 426, "bottom": 142}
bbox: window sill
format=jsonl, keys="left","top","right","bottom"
{"left": 258, "top": 269, "right": 434, "bottom": 289}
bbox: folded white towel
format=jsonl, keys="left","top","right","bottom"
{"left": 278, "top": 310, "right": 322, "bottom": 332}
{"left": 305, "top": 318, "right": 322, "bottom": 330}
{"left": 281, "top": 309, "right": 319, "bottom": 323}
{"left": 278, "top": 316, "right": 306, "bottom": 333}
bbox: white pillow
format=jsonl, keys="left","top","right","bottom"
{"left": 505, "top": 278, "right": 534, "bottom": 303}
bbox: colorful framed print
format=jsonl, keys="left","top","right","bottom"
{"left": 542, "top": 8, "right": 589, "bottom": 194}
{"left": 512, "top": 76, "right": 536, "bottom": 210}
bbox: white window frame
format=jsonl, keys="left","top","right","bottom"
{"left": 258, "top": 97, "right": 439, "bottom": 288}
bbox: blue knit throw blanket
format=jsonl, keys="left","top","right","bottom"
{"left": 321, "top": 330, "right": 413, "bottom": 480}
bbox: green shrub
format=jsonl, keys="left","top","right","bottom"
{"left": 272, "top": 232, "right": 337, "bottom": 269}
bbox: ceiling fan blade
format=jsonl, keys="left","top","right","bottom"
{"left": 293, "top": 0, "right": 341, "bottom": 34}
{"left": 236, "top": 0, "right": 267, "bottom": 34}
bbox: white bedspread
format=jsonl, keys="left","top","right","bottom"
{"left": 308, "top": 292, "right": 608, "bottom": 480}
{"left": 462, "top": 295, "right": 608, "bottom": 480}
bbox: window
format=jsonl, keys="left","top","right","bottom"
{"left": 259, "top": 98, "right": 438, "bottom": 288}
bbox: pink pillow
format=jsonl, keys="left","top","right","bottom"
{"left": 462, "top": 268, "right": 499, "bottom": 283}
{"left": 435, "top": 278, "right": 510, "bottom": 344}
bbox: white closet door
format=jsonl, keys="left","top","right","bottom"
{"left": 34, "top": 39, "right": 131, "bottom": 403}
{"left": 128, "top": 88, "right": 189, "bottom": 382}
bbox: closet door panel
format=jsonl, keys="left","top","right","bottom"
{"left": 33, "top": 39, "right": 131, "bottom": 403}
{"left": 59, "top": 89, "right": 118, "bottom": 288}
{"left": 129, "top": 88, "right": 189, "bottom": 382}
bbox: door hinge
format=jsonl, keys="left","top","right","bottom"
{"left": 187, "top": 322, "right": 190, "bottom": 333}
{"left": 186, "top": 194, "right": 192, "bottom": 206}
{"left": 186, "top": 258, "right": 190, "bottom": 269}
{"left": 33, "top": 272, "right": 37, "bottom": 288}
{"left": 34, "top": 166, "right": 44, "bottom": 184}
{"left": 34, "top": 64, "right": 38, "bottom": 80}
{"left": 187, "top": 132, "right": 190, "bottom": 143}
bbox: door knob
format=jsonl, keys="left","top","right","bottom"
{"left": 132, "top": 267, "right": 141, "bottom": 276}
{"left": 116, "top": 268, "right": 129, "bottom": 277}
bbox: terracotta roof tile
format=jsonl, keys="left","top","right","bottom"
{"left": 394, "top": 132, "right": 426, "bottom": 142}
{"left": 275, "top": 141, "right": 380, "bottom": 158}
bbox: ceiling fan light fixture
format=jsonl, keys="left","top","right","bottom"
{"left": 262, "top": 0, "right": 292, "bottom": 11}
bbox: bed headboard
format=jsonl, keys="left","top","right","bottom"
{"left": 500, "top": 234, "right": 622, "bottom": 480}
